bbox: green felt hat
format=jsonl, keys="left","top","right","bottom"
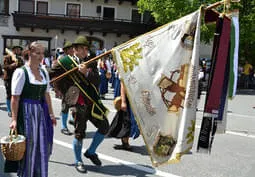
{"left": 73, "top": 36, "right": 89, "bottom": 47}
{"left": 63, "top": 41, "right": 73, "bottom": 49}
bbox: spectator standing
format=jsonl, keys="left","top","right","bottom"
{"left": 3, "top": 46, "right": 24, "bottom": 117}
{"left": 58, "top": 40, "right": 75, "bottom": 135}
{"left": 243, "top": 60, "right": 253, "bottom": 89}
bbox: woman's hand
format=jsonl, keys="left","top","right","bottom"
{"left": 121, "top": 101, "right": 127, "bottom": 112}
{"left": 50, "top": 114, "right": 57, "bottom": 126}
{"left": 9, "top": 120, "right": 17, "bottom": 130}
{"left": 52, "top": 118, "right": 57, "bottom": 126}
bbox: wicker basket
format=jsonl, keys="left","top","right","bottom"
{"left": 1, "top": 129, "right": 26, "bottom": 161}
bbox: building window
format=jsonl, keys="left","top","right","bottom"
{"left": 131, "top": 9, "right": 141, "bottom": 23}
{"left": 103, "top": 7, "right": 115, "bottom": 20}
{"left": 19, "top": 0, "right": 34, "bottom": 13}
{"left": 143, "top": 11, "right": 154, "bottom": 24}
{"left": 66, "top": 3, "right": 80, "bottom": 17}
{"left": 37, "top": 1, "right": 48, "bottom": 15}
{"left": 0, "top": 0, "right": 9, "bottom": 15}
{"left": 2, "top": 35, "right": 51, "bottom": 56}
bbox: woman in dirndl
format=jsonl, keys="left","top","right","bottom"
{"left": 98, "top": 57, "right": 110, "bottom": 99}
{"left": 6, "top": 41, "right": 56, "bottom": 177}
{"left": 108, "top": 72, "right": 140, "bottom": 150}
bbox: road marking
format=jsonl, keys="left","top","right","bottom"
{"left": 53, "top": 139, "right": 181, "bottom": 177}
{"left": 227, "top": 112, "right": 255, "bottom": 118}
{"left": 195, "top": 125, "right": 255, "bottom": 139}
{"left": 225, "top": 130, "right": 255, "bottom": 138}
{"left": 196, "top": 110, "right": 255, "bottom": 119}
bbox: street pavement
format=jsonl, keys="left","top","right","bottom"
{"left": 0, "top": 80, "right": 255, "bottom": 177}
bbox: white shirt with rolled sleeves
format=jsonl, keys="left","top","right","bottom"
{"left": 11, "top": 64, "right": 50, "bottom": 96}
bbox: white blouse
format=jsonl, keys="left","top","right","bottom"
{"left": 11, "top": 64, "right": 50, "bottom": 96}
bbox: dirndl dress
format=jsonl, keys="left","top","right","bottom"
{"left": 108, "top": 76, "right": 140, "bottom": 139}
{"left": 5, "top": 67, "right": 54, "bottom": 177}
{"left": 99, "top": 68, "right": 108, "bottom": 95}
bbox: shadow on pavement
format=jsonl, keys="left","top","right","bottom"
{"left": 54, "top": 116, "right": 60, "bottom": 120}
{"left": 85, "top": 131, "right": 111, "bottom": 139}
{"left": 235, "top": 89, "right": 255, "bottom": 95}
{"left": 85, "top": 164, "right": 156, "bottom": 177}
{"left": 49, "top": 160, "right": 75, "bottom": 167}
{"left": 112, "top": 144, "right": 148, "bottom": 156}
{"left": 0, "top": 104, "right": 7, "bottom": 112}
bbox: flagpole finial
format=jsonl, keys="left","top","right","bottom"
{"left": 223, "top": 0, "right": 231, "bottom": 14}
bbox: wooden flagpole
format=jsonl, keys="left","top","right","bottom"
{"left": 205, "top": 0, "right": 240, "bottom": 10}
{"left": 50, "top": 0, "right": 240, "bottom": 84}
{"left": 50, "top": 50, "right": 112, "bottom": 84}
{"left": 205, "top": 1, "right": 224, "bottom": 10}
{"left": 204, "top": 0, "right": 240, "bottom": 21}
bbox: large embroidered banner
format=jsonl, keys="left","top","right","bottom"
{"left": 112, "top": 9, "right": 201, "bottom": 166}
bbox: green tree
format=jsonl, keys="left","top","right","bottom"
{"left": 238, "top": 0, "right": 255, "bottom": 65}
{"left": 137, "top": 0, "right": 255, "bottom": 65}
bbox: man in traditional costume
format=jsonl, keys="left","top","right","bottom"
{"left": 3, "top": 46, "right": 24, "bottom": 117}
{"left": 48, "top": 36, "right": 109, "bottom": 173}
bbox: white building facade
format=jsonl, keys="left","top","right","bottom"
{"left": 0, "top": 0, "right": 156, "bottom": 60}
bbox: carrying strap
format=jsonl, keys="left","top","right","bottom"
{"left": 58, "top": 55, "right": 108, "bottom": 120}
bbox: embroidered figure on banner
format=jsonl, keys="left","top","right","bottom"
{"left": 157, "top": 64, "right": 189, "bottom": 112}
{"left": 127, "top": 74, "right": 137, "bottom": 85}
{"left": 146, "top": 125, "right": 158, "bottom": 138}
{"left": 181, "top": 22, "right": 197, "bottom": 50}
{"left": 141, "top": 90, "right": 156, "bottom": 116}
{"left": 153, "top": 133, "right": 176, "bottom": 157}
{"left": 186, "top": 119, "right": 195, "bottom": 145}
{"left": 143, "top": 37, "right": 155, "bottom": 49}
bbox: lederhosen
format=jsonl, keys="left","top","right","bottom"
{"left": 50, "top": 56, "right": 109, "bottom": 140}
{"left": 5, "top": 67, "right": 53, "bottom": 177}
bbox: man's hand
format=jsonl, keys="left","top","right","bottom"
{"left": 10, "top": 62, "right": 18, "bottom": 68}
{"left": 78, "top": 63, "right": 87, "bottom": 75}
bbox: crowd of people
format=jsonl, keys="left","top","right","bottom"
{"left": 198, "top": 58, "right": 255, "bottom": 93}
{"left": 1, "top": 36, "right": 139, "bottom": 176}
{"left": 1, "top": 35, "right": 255, "bottom": 176}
